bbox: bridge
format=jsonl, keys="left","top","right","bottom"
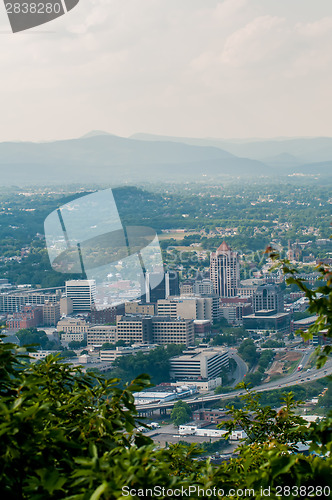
{"left": 136, "top": 357, "right": 332, "bottom": 416}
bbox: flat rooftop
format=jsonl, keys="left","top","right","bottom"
{"left": 170, "top": 349, "right": 227, "bottom": 362}
{"left": 294, "top": 316, "right": 318, "bottom": 326}
{"left": 243, "top": 312, "right": 290, "bottom": 319}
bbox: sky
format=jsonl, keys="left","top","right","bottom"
{"left": 1, "top": 0, "right": 332, "bottom": 142}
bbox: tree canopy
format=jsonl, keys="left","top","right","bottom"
{"left": 171, "top": 400, "right": 192, "bottom": 427}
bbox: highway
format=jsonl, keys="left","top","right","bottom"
{"left": 229, "top": 351, "right": 248, "bottom": 387}
{"left": 136, "top": 349, "right": 332, "bottom": 413}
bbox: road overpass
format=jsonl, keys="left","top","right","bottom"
{"left": 136, "top": 356, "right": 332, "bottom": 415}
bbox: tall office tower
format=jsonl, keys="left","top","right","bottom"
{"left": 253, "top": 285, "right": 284, "bottom": 313}
{"left": 65, "top": 280, "right": 96, "bottom": 312}
{"left": 140, "top": 271, "right": 179, "bottom": 303}
{"left": 210, "top": 241, "right": 240, "bottom": 297}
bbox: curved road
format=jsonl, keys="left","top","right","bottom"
{"left": 228, "top": 351, "right": 248, "bottom": 387}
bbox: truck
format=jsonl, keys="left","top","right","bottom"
{"left": 150, "top": 422, "right": 161, "bottom": 429}
{"left": 297, "top": 364, "right": 303, "bottom": 371}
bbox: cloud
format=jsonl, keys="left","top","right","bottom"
{"left": 0, "top": 1, "right": 332, "bottom": 140}
{"left": 220, "top": 16, "right": 287, "bottom": 67}
{"left": 295, "top": 17, "right": 332, "bottom": 37}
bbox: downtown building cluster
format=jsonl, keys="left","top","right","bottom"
{"left": 0, "top": 240, "right": 305, "bottom": 385}
{"left": 1, "top": 241, "right": 292, "bottom": 342}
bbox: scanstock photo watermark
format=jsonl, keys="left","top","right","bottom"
{"left": 121, "top": 485, "right": 331, "bottom": 498}
{"left": 3, "top": 0, "right": 79, "bottom": 32}
{"left": 44, "top": 188, "right": 165, "bottom": 309}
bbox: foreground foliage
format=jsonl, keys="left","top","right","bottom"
{"left": 268, "top": 251, "right": 332, "bottom": 367}
{"left": 1, "top": 253, "right": 331, "bottom": 498}
{"left": 0, "top": 341, "right": 331, "bottom": 500}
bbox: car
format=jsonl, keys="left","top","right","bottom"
{"left": 300, "top": 379, "right": 304, "bottom": 382}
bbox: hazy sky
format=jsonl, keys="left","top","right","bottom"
{"left": 1, "top": 0, "right": 332, "bottom": 141}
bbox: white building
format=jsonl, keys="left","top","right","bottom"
{"left": 179, "top": 424, "right": 246, "bottom": 440}
{"left": 171, "top": 378, "right": 222, "bottom": 391}
{"left": 134, "top": 385, "right": 197, "bottom": 405}
{"left": 29, "top": 350, "right": 60, "bottom": 361}
{"left": 65, "top": 280, "right": 96, "bottom": 312}
{"left": 169, "top": 349, "right": 229, "bottom": 381}
{"left": 99, "top": 344, "right": 158, "bottom": 362}
{"left": 57, "top": 317, "right": 89, "bottom": 334}
{"left": 57, "top": 317, "right": 89, "bottom": 342}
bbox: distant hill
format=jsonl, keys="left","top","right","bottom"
{"left": 0, "top": 132, "right": 331, "bottom": 185}
{"left": 261, "top": 153, "right": 302, "bottom": 168}
{"left": 0, "top": 134, "right": 233, "bottom": 166}
{"left": 80, "top": 130, "right": 113, "bottom": 138}
{"left": 131, "top": 133, "right": 332, "bottom": 164}
{"left": 0, "top": 134, "right": 268, "bottom": 185}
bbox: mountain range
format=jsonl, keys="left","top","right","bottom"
{"left": 0, "top": 131, "right": 331, "bottom": 185}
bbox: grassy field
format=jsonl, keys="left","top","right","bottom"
{"left": 158, "top": 231, "right": 200, "bottom": 241}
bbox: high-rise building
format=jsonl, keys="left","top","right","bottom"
{"left": 65, "top": 280, "right": 96, "bottom": 312}
{"left": 210, "top": 242, "right": 240, "bottom": 297}
{"left": 179, "top": 280, "right": 194, "bottom": 296}
{"left": 253, "top": 285, "right": 284, "bottom": 313}
{"left": 60, "top": 297, "right": 73, "bottom": 316}
{"left": 140, "top": 271, "right": 179, "bottom": 303}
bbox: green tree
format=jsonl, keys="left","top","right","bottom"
{"left": 212, "top": 333, "right": 237, "bottom": 346}
{"left": 68, "top": 340, "right": 81, "bottom": 349}
{"left": 171, "top": 400, "right": 192, "bottom": 427}
{"left": 222, "top": 385, "right": 308, "bottom": 449}
{"left": 261, "top": 340, "right": 285, "bottom": 348}
{"left": 100, "top": 342, "right": 116, "bottom": 350}
{"left": 238, "top": 339, "right": 258, "bottom": 367}
{"left": 16, "top": 328, "right": 58, "bottom": 350}
{"left": 0, "top": 341, "right": 331, "bottom": 499}
{"left": 60, "top": 349, "right": 77, "bottom": 358}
